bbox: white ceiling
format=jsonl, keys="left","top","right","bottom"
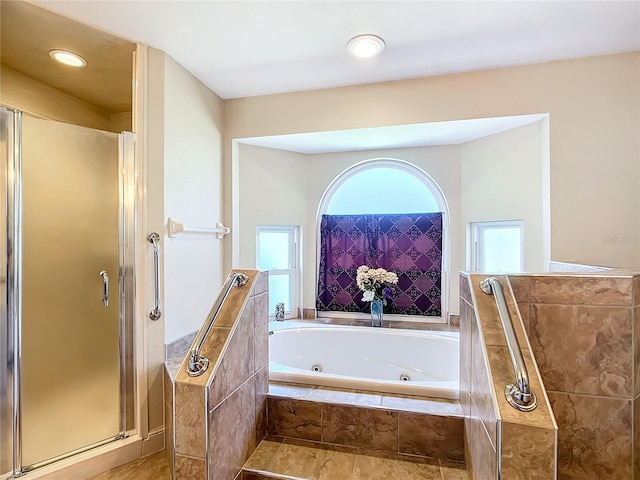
{"left": 34, "top": 0, "right": 640, "bottom": 100}
{"left": 240, "top": 114, "right": 547, "bottom": 154}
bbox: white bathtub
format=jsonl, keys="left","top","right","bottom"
{"left": 269, "top": 325, "right": 460, "bottom": 399}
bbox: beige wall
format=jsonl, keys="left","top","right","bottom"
{"left": 237, "top": 143, "right": 308, "bottom": 270}
{"left": 225, "top": 52, "right": 640, "bottom": 272}
{"left": 237, "top": 143, "right": 463, "bottom": 314}
{"left": 1, "top": 65, "right": 115, "bottom": 132}
{"left": 110, "top": 111, "right": 132, "bottom": 132}
{"left": 147, "top": 47, "right": 226, "bottom": 344}
{"left": 144, "top": 48, "right": 225, "bottom": 434}
{"left": 163, "top": 53, "right": 225, "bottom": 345}
{"left": 145, "top": 47, "right": 167, "bottom": 435}
{"left": 237, "top": 129, "right": 560, "bottom": 314}
{"left": 461, "top": 120, "right": 549, "bottom": 272}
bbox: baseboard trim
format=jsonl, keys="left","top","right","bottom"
{"left": 19, "top": 436, "right": 142, "bottom": 480}
{"left": 142, "top": 428, "right": 165, "bottom": 457}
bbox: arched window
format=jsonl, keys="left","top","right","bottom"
{"left": 327, "top": 167, "right": 440, "bottom": 214}
{"left": 316, "top": 159, "right": 449, "bottom": 320}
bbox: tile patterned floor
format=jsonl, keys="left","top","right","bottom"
{"left": 89, "top": 438, "right": 469, "bottom": 480}
{"left": 244, "top": 436, "right": 469, "bottom": 480}
{"left": 88, "top": 451, "right": 171, "bottom": 480}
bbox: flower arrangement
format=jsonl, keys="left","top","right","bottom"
{"left": 356, "top": 265, "right": 398, "bottom": 305}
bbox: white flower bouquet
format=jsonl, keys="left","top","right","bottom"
{"left": 356, "top": 265, "right": 398, "bottom": 305}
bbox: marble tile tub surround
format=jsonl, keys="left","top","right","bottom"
{"left": 169, "top": 269, "right": 269, "bottom": 480}
{"left": 300, "top": 306, "right": 461, "bottom": 328}
{"left": 269, "top": 317, "right": 459, "bottom": 333}
{"left": 266, "top": 382, "right": 465, "bottom": 466}
{"left": 459, "top": 273, "right": 558, "bottom": 480}
{"left": 460, "top": 274, "right": 497, "bottom": 479}
{"left": 165, "top": 330, "right": 198, "bottom": 360}
{"left": 163, "top": 365, "right": 175, "bottom": 475}
{"left": 508, "top": 271, "right": 640, "bottom": 479}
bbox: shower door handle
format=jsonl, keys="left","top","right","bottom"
{"left": 99, "top": 270, "right": 109, "bottom": 307}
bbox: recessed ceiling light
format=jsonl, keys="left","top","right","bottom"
{"left": 48, "top": 49, "right": 87, "bottom": 67}
{"left": 346, "top": 34, "right": 385, "bottom": 59}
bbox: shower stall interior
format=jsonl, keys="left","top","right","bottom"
{"left": 0, "top": 106, "right": 135, "bottom": 478}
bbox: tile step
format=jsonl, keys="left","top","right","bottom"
{"left": 243, "top": 469, "right": 306, "bottom": 480}
{"left": 241, "top": 436, "right": 469, "bottom": 480}
{"left": 266, "top": 383, "right": 465, "bottom": 467}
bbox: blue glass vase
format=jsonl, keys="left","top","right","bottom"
{"left": 370, "top": 299, "right": 383, "bottom": 327}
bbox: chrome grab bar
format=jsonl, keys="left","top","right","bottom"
{"left": 99, "top": 270, "right": 109, "bottom": 306}
{"left": 480, "top": 277, "right": 537, "bottom": 412}
{"left": 147, "top": 232, "right": 161, "bottom": 320}
{"left": 187, "top": 271, "right": 250, "bottom": 377}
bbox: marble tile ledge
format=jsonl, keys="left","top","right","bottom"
{"left": 164, "top": 354, "right": 186, "bottom": 382}
{"left": 269, "top": 318, "right": 459, "bottom": 332}
{"left": 269, "top": 382, "right": 463, "bottom": 417}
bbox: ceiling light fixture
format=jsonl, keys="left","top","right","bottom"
{"left": 48, "top": 49, "right": 87, "bottom": 67}
{"left": 346, "top": 34, "right": 385, "bottom": 59}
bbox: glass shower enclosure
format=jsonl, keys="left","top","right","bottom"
{"left": 0, "top": 107, "right": 135, "bottom": 477}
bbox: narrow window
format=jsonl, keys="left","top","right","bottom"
{"left": 471, "top": 220, "right": 523, "bottom": 272}
{"left": 256, "top": 226, "right": 299, "bottom": 318}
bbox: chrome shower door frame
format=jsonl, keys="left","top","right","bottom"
{"left": 0, "top": 107, "right": 137, "bottom": 476}
{"left": 119, "top": 131, "right": 137, "bottom": 435}
{"left": 1, "top": 107, "right": 21, "bottom": 479}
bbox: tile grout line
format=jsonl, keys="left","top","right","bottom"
{"left": 529, "top": 301, "right": 634, "bottom": 308}
{"left": 208, "top": 362, "right": 257, "bottom": 413}
{"left": 397, "top": 409, "right": 401, "bottom": 455}
{"left": 350, "top": 452, "right": 358, "bottom": 480}
{"left": 263, "top": 439, "right": 286, "bottom": 475}
{"left": 546, "top": 389, "right": 634, "bottom": 402}
{"left": 320, "top": 401, "right": 324, "bottom": 444}
{"left": 243, "top": 467, "right": 309, "bottom": 480}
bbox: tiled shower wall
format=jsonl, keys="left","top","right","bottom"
{"left": 168, "top": 270, "right": 269, "bottom": 480}
{"left": 460, "top": 273, "right": 557, "bottom": 479}
{"left": 509, "top": 273, "right": 640, "bottom": 479}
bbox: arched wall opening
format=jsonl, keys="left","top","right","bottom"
{"left": 234, "top": 117, "right": 549, "bottom": 321}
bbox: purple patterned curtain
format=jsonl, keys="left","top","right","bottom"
{"left": 316, "top": 213, "right": 442, "bottom": 316}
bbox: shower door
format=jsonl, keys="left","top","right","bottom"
{"left": 1, "top": 108, "right": 132, "bottom": 475}
{"left": 20, "top": 113, "right": 123, "bottom": 469}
